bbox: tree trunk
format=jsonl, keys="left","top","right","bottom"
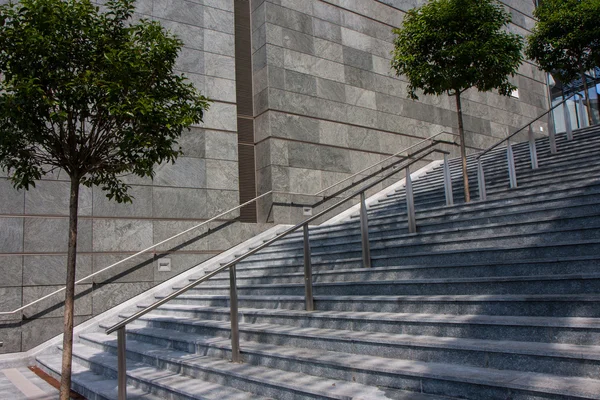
{"left": 580, "top": 68, "right": 594, "bottom": 125}
{"left": 455, "top": 92, "right": 470, "bottom": 203}
{"left": 59, "top": 176, "right": 80, "bottom": 400}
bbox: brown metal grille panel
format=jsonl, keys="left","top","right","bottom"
{"left": 238, "top": 143, "right": 257, "bottom": 222}
{"left": 235, "top": 0, "right": 257, "bottom": 222}
{"left": 235, "top": 0, "right": 254, "bottom": 118}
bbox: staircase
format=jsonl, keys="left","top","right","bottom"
{"left": 36, "top": 126, "right": 600, "bottom": 399}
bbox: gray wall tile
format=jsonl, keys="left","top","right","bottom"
{"left": 0, "top": 218, "right": 23, "bottom": 253}
{"left": 92, "top": 219, "right": 153, "bottom": 252}
{"left": 93, "top": 185, "right": 153, "bottom": 218}
{"left": 153, "top": 187, "right": 207, "bottom": 219}
{"left": 23, "top": 255, "right": 91, "bottom": 286}
{"left": 0, "top": 179, "right": 24, "bottom": 214}
{"left": 24, "top": 218, "right": 92, "bottom": 253}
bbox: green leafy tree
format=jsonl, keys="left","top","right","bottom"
{"left": 526, "top": 0, "right": 600, "bottom": 125}
{"left": 0, "top": 0, "right": 210, "bottom": 397}
{"left": 391, "top": 0, "right": 523, "bottom": 202}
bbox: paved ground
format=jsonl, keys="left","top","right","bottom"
{"left": 0, "top": 366, "right": 59, "bottom": 399}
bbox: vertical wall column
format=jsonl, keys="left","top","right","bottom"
{"left": 235, "top": 0, "right": 257, "bottom": 222}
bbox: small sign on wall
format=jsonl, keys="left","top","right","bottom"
{"left": 158, "top": 258, "right": 172, "bottom": 272}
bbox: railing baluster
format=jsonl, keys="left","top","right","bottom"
{"left": 548, "top": 112, "right": 557, "bottom": 154}
{"left": 477, "top": 159, "right": 487, "bottom": 201}
{"left": 443, "top": 154, "right": 454, "bottom": 206}
{"left": 405, "top": 167, "right": 416, "bottom": 233}
{"left": 528, "top": 125, "right": 538, "bottom": 170}
{"left": 359, "top": 192, "right": 372, "bottom": 268}
{"left": 507, "top": 140, "right": 518, "bottom": 189}
{"left": 303, "top": 224, "right": 315, "bottom": 310}
{"left": 564, "top": 100, "right": 574, "bottom": 140}
{"left": 117, "top": 327, "right": 127, "bottom": 400}
{"left": 578, "top": 94, "right": 589, "bottom": 128}
{"left": 229, "top": 265, "right": 241, "bottom": 362}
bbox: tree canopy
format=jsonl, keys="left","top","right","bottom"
{"left": 391, "top": 0, "right": 524, "bottom": 99}
{"left": 526, "top": 0, "right": 600, "bottom": 83}
{"left": 391, "top": 0, "right": 523, "bottom": 203}
{"left": 0, "top": 0, "right": 210, "bottom": 200}
{"left": 0, "top": 0, "right": 209, "bottom": 397}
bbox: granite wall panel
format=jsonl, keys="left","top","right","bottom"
{"left": 252, "top": 0, "right": 548, "bottom": 225}
{"left": 0, "top": 0, "right": 275, "bottom": 354}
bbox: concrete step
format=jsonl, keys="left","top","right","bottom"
{"left": 201, "top": 257, "right": 600, "bottom": 286}
{"left": 79, "top": 332, "right": 417, "bottom": 400}
{"left": 157, "top": 293, "right": 600, "bottom": 318}
{"left": 237, "top": 233, "right": 600, "bottom": 269}
{"left": 291, "top": 180, "right": 600, "bottom": 239}
{"left": 136, "top": 304, "right": 600, "bottom": 345}
{"left": 247, "top": 214, "right": 600, "bottom": 257}
{"left": 180, "top": 273, "right": 600, "bottom": 297}
{"left": 63, "top": 343, "right": 268, "bottom": 400}
{"left": 123, "top": 316, "right": 600, "bottom": 379}
{"left": 359, "top": 176, "right": 600, "bottom": 224}
{"left": 277, "top": 200, "right": 600, "bottom": 248}
{"left": 367, "top": 176, "right": 600, "bottom": 218}
{"left": 36, "top": 353, "right": 166, "bottom": 400}
{"left": 373, "top": 163, "right": 600, "bottom": 213}
{"left": 108, "top": 325, "right": 600, "bottom": 399}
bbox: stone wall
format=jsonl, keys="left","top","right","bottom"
{"left": 0, "top": 0, "right": 549, "bottom": 354}
{"left": 251, "top": 0, "right": 548, "bottom": 223}
{"left": 0, "top": 0, "right": 273, "bottom": 354}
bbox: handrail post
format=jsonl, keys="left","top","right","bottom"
{"left": 303, "top": 224, "right": 315, "bottom": 310}
{"left": 229, "top": 265, "right": 241, "bottom": 362}
{"left": 405, "top": 166, "right": 416, "bottom": 233}
{"left": 577, "top": 94, "right": 589, "bottom": 128}
{"left": 548, "top": 112, "right": 557, "bottom": 154}
{"left": 507, "top": 140, "right": 518, "bottom": 189}
{"left": 528, "top": 125, "right": 538, "bottom": 170}
{"left": 477, "top": 159, "right": 487, "bottom": 201}
{"left": 117, "top": 327, "right": 127, "bottom": 400}
{"left": 564, "top": 99, "right": 574, "bottom": 140}
{"left": 443, "top": 154, "right": 454, "bottom": 206}
{"left": 359, "top": 192, "right": 372, "bottom": 268}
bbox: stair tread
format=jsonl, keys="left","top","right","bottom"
{"left": 200, "top": 256, "right": 600, "bottom": 280}
{"left": 59, "top": 344, "right": 270, "bottom": 400}
{"left": 135, "top": 304, "right": 600, "bottom": 329}
{"left": 160, "top": 293, "right": 600, "bottom": 302}
{"left": 81, "top": 332, "right": 428, "bottom": 400}
{"left": 114, "top": 325, "right": 600, "bottom": 399}
{"left": 36, "top": 353, "right": 166, "bottom": 400}
{"left": 123, "top": 316, "right": 600, "bottom": 361}
{"left": 175, "top": 272, "right": 600, "bottom": 291}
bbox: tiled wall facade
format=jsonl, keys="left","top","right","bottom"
{"left": 0, "top": 0, "right": 273, "bottom": 354}
{"left": 251, "top": 0, "right": 548, "bottom": 223}
{"left": 0, "top": 0, "right": 548, "bottom": 353}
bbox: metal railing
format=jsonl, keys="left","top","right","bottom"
{"left": 105, "top": 144, "right": 452, "bottom": 399}
{"left": 476, "top": 93, "right": 587, "bottom": 201}
{"left": 0, "top": 131, "right": 452, "bottom": 318}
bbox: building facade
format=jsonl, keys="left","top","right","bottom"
{"left": 0, "top": 0, "right": 546, "bottom": 353}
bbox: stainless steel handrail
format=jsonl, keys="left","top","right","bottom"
{"left": 476, "top": 92, "right": 589, "bottom": 201}
{"left": 106, "top": 148, "right": 448, "bottom": 334}
{"left": 477, "top": 93, "right": 580, "bottom": 161}
{"left": 106, "top": 146, "right": 450, "bottom": 399}
{"left": 0, "top": 130, "right": 450, "bottom": 317}
{"left": 314, "top": 130, "right": 454, "bottom": 196}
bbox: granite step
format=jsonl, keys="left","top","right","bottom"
{"left": 80, "top": 332, "right": 448, "bottom": 400}
{"left": 134, "top": 304, "right": 600, "bottom": 345}
{"left": 157, "top": 293, "right": 600, "bottom": 317}
{"left": 105, "top": 325, "right": 600, "bottom": 400}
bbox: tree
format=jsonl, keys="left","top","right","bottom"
{"left": 391, "top": 0, "right": 523, "bottom": 202}
{"left": 0, "top": 0, "right": 210, "bottom": 397}
{"left": 526, "top": 0, "right": 600, "bottom": 125}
